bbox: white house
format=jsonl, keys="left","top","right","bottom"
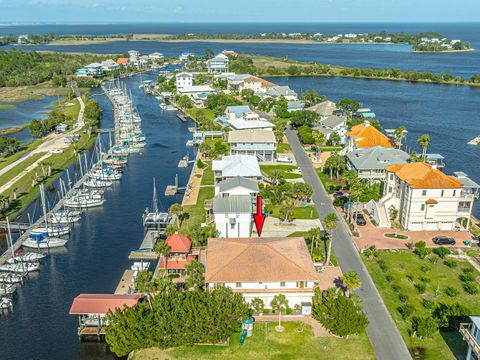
{"left": 215, "top": 176, "right": 260, "bottom": 198}
{"left": 205, "top": 237, "right": 321, "bottom": 309}
{"left": 287, "top": 100, "right": 305, "bottom": 112}
{"left": 148, "top": 52, "right": 164, "bottom": 62}
{"left": 228, "top": 129, "right": 277, "bottom": 163}
{"left": 212, "top": 154, "right": 262, "bottom": 183}
{"left": 177, "top": 85, "right": 216, "bottom": 96}
{"left": 216, "top": 105, "right": 275, "bottom": 130}
{"left": 378, "top": 162, "right": 478, "bottom": 230}
{"left": 128, "top": 50, "right": 140, "bottom": 63}
{"left": 176, "top": 72, "right": 193, "bottom": 90}
{"left": 460, "top": 316, "right": 480, "bottom": 360}
{"left": 314, "top": 115, "right": 348, "bottom": 143}
{"left": 101, "top": 59, "right": 120, "bottom": 72}
{"left": 206, "top": 53, "right": 229, "bottom": 74}
{"left": 239, "top": 76, "right": 276, "bottom": 94}
{"left": 84, "top": 62, "right": 104, "bottom": 77}
{"left": 264, "top": 86, "right": 298, "bottom": 101}
{"left": 307, "top": 100, "right": 338, "bottom": 120}
{"left": 213, "top": 195, "right": 252, "bottom": 238}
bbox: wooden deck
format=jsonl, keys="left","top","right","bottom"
{"left": 114, "top": 269, "right": 135, "bottom": 295}
{"left": 79, "top": 327, "right": 106, "bottom": 336}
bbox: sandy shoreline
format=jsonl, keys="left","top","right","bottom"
{"left": 412, "top": 48, "right": 475, "bottom": 53}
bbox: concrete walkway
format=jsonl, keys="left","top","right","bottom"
{"left": 261, "top": 217, "right": 323, "bottom": 237}
{"left": 286, "top": 128, "right": 411, "bottom": 360}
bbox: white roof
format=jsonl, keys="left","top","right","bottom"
{"left": 228, "top": 129, "right": 276, "bottom": 144}
{"left": 176, "top": 72, "right": 193, "bottom": 78}
{"left": 228, "top": 119, "right": 275, "bottom": 130}
{"left": 212, "top": 155, "right": 261, "bottom": 178}
{"left": 177, "top": 85, "right": 215, "bottom": 94}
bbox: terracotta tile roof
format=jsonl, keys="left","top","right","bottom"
{"left": 243, "top": 76, "right": 276, "bottom": 88}
{"left": 159, "top": 255, "right": 196, "bottom": 269}
{"left": 205, "top": 237, "right": 319, "bottom": 283}
{"left": 386, "top": 162, "right": 463, "bottom": 189}
{"left": 346, "top": 123, "right": 394, "bottom": 148}
{"left": 69, "top": 294, "right": 141, "bottom": 315}
{"left": 116, "top": 58, "right": 129, "bottom": 65}
{"left": 426, "top": 199, "right": 439, "bottom": 205}
{"left": 166, "top": 233, "right": 192, "bottom": 253}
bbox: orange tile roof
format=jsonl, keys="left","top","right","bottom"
{"left": 69, "top": 294, "right": 141, "bottom": 315}
{"left": 243, "top": 76, "right": 276, "bottom": 88}
{"left": 346, "top": 123, "right": 394, "bottom": 148}
{"left": 116, "top": 58, "right": 129, "bottom": 65}
{"left": 166, "top": 233, "right": 192, "bottom": 253}
{"left": 159, "top": 255, "right": 196, "bottom": 269}
{"left": 205, "top": 237, "right": 319, "bottom": 283}
{"left": 386, "top": 162, "right": 463, "bottom": 189}
{"left": 426, "top": 199, "right": 439, "bottom": 205}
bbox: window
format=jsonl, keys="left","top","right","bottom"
{"left": 422, "top": 190, "right": 427, "bottom": 196}
{"left": 421, "top": 204, "right": 425, "bottom": 211}
{"left": 441, "top": 190, "right": 444, "bottom": 197}
{"left": 235, "top": 282, "right": 242, "bottom": 288}
{"left": 296, "top": 281, "right": 305, "bottom": 288}
{"left": 280, "top": 281, "right": 286, "bottom": 287}
{"left": 453, "top": 190, "right": 456, "bottom": 197}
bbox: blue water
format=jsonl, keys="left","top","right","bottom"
{"left": 0, "top": 71, "right": 194, "bottom": 360}
{"left": 2, "top": 22, "right": 479, "bottom": 78}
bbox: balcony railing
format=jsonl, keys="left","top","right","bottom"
{"left": 459, "top": 323, "right": 480, "bottom": 358}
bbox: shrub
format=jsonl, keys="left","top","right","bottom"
{"left": 428, "top": 256, "right": 439, "bottom": 264}
{"left": 421, "top": 299, "right": 435, "bottom": 310}
{"left": 432, "top": 247, "right": 451, "bottom": 259}
{"left": 397, "top": 304, "right": 415, "bottom": 319}
{"left": 385, "top": 275, "right": 393, "bottom": 283}
{"left": 414, "top": 283, "right": 427, "bottom": 294}
{"left": 385, "top": 233, "right": 408, "bottom": 240}
{"left": 460, "top": 273, "right": 475, "bottom": 283}
{"left": 406, "top": 274, "right": 414, "bottom": 283}
{"left": 411, "top": 316, "right": 438, "bottom": 339}
{"left": 444, "top": 286, "right": 460, "bottom": 298}
{"left": 463, "top": 267, "right": 475, "bottom": 274}
{"left": 463, "top": 283, "right": 479, "bottom": 295}
{"left": 414, "top": 241, "right": 431, "bottom": 259}
{"left": 392, "top": 284, "right": 401, "bottom": 293}
{"left": 363, "top": 246, "right": 378, "bottom": 259}
{"left": 377, "top": 259, "right": 388, "bottom": 273}
{"left": 444, "top": 259, "right": 458, "bottom": 269}
{"left": 420, "top": 265, "right": 431, "bottom": 273}
{"left": 262, "top": 308, "right": 270, "bottom": 315}
{"left": 433, "top": 302, "right": 470, "bottom": 329}
{"left": 419, "top": 276, "right": 431, "bottom": 284}
{"left": 398, "top": 293, "right": 409, "bottom": 302}
{"left": 406, "top": 241, "right": 414, "bottom": 250}
{"left": 196, "top": 159, "right": 205, "bottom": 169}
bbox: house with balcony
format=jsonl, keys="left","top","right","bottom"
{"left": 226, "top": 74, "right": 254, "bottom": 91}
{"left": 264, "top": 86, "right": 298, "bottom": 101}
{"left": 206, "top": 53, "right": 229, "bottom": 74}
{"left": 157, "top": 233, "right": 197, "bottom": 275}
{"left": 176, "top": 72, "right": 193, "bottom": 90}
{"left": 345, "top": 121, "right": 394, "bottom": 152}
{"left": 239, "top": 76, "right": 277, "bottom": 94}
{"left": 215, "top": 176, "right": 259, "bottom": 198}
{"left": 307, "top": 100, "right": 338, "bottom": 120}
{"left": 213, "top": 195, "right": 252, "bottom": 238}
{"left": 228, "top": 129, "right": 277, "bottom": 163}
{"left": 346, "top": 146, "right": 410, "bottom": 183}
{"left": 216, "top": 105, "right": 275, "bottom": 131}
{"left": 314, "top": 115, "right": 348, "bottom": 144}
{"left": 460, "top": 317, "right": 480, "bottom": 360}
{"left": 205, "top": 237, "right": 332, "bottom": 309}
{"left": 377, "top": 162, "right": 479, "bottom": 230}
{"left": 212, "top": 154, "right": 262, "bottom": 183}
{"left": 101, "top": 59, "right": 120, "bottom": 72}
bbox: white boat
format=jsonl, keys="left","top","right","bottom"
{"left": 30, "top": 225, "right": 70, "bottom": 237}
{"left": 468, "top": 135, "right": 480, "bottom": 145}
{"left": 64, "top": 197, "right": 105, "bottom": 209}
{"left": 143, "top": 179, "right": 171, "bottom": 229}
{"left": 0, "top": 262, "right": 39, "bottom": 273}
{"left": 0, "top": 297, "right": 13, "bottom": 309}
{"left": 84, "top": 179, "right": 113, "bottom": 188}
{"left": 23, "top": 234, "right": 68, "bottom": 249}
{"left": 104, "top": 158, "right": 128, "bottom": 165}
{"left": 0, "top": 284, "right": 17, "bottom": 296}
{"left": 89, "top": 171, "right": 122, "bottom": 181}
{"left": 47, "top": 212, "right": 81, "bottom": 224}
{"left": 0, "top": 273, "right": 24, "bottom": 284}
{"left": 7, "top": 252, "right": 46, "bottom": 263}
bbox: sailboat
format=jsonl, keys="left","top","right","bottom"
{"left": 0, "top": 297, "right": 13, "bottom": 309}
{"left": 143, "top": 178, "right": 170, "bottom": 230}
{"left": 0, "top": 284, "right": 17, "bottom": 296}
{"left": 0, "top": 273, "right": 24, "bottom": 284}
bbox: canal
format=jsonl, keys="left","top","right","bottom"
{"left": 0, "top": 71, "right": 194, "bottom": 360}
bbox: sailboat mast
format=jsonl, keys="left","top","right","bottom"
{"left": 6, "top": 217, "right": 14, "bottom": 259}
{"left": 40, "top": 184, "right": 48, "bottom": 229}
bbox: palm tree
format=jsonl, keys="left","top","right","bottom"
{"left": 269, "top": 170, "right": 284, "bottom": 186}
{"left": 154, "top": 241, "right": 170, "bottom": 277}
{"left": 323, "top": 213, "right": 339, "bottom": 266}
{"left": 341, "top": 271, "right": 362, "bottom": 294}
{"left": 394, "top": 126, "right": 406, "bottom": 149}
{"left": 170, "top": 203, "right": 184, "bottom": 228}
{"left": 417, "top": 134, "right": 430, "bottom": 162}
{"left": 279, "top": 199, "right": 295, "bottom": 222}
{"left": 350, "top": 182, "right": 363, "bottom": 223}
{"left": 312, "top": 130, "right": 325, "bottom": 160}
{"left": 270, "top": 294, "right": 289, "bottom": 331}
{"left": 308, "top": 227, "right": 322, "bottom": 254}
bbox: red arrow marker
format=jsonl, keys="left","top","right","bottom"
{"left": 253, "top": 195, "right": 266, "bottom": 236}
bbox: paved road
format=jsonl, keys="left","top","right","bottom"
{"left": 286, "top": 129, "right": 411, "bottom": 360}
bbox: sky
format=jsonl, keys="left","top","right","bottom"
{"left": 0, "top": 0, "right": 479, "bottom": 23}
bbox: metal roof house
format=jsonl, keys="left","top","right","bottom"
{"left": 212, "top": 155, "right": 262, "bottom": 183}
{"left": 213, "top": 195, "right": 252, "bottom": 238}
{"left": 228, "top": 129, "right": 277, "bottom": 163}
{"left": 215, "top": 176, "right": 260, "bottom": 198}
{"left": 217, "top": 105, "right": 275, "bottom": 130}
{"left": 206, "top": 53, "right": 229, "bottom": 74}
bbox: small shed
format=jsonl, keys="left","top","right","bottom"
{"left": 301, "top": 302, "right": 312, "bottom": 315}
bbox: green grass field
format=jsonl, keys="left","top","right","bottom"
{"left": 260, "top": 164, "right": 302, "bottom": 179}
{"left": 269, "top": 205, "right": 319, "bottom": 220}
{"left": 364, "top": 251, "right": 479, "bottom": 359}
{"left": 181, "top": 187, "right": 215, "bottom": 231}
{"left": 131, "top": 322, "right": 375, "bottom": 360}
{"left": 276, "top": 142, "right": 291, "bottom": 154}
{"left": 201, "top": 162, "right": 214, "bottom": 186}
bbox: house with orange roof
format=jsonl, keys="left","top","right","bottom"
{"left": 116, "top": 58, "right": 129, "bottom": 66}
{"left": 345, "top": 121, "right": 394, "bottom": 152}
{"left": 157, "top": 233, "right": 198, "bottom": 275}
{"left": 375, "top": 162, "right": 478, "bottom": 230}
{"left": 239, "top": 76, "right": 276, "bottom": 94}
{"left": 205, "top": 237, "right": 341, "bottom": 310}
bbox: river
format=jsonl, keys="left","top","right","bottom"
{"left": 0, "top": 71, "right": 194, "bottom": 360}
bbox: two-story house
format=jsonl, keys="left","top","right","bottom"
{"left": 345, "top": 121, "right": 394, "bottom": 152}
{"left": 213, "top": 195, "right": 252, "bottom": 238}
{"left": 215, "top": 176, "right": 259, "bottom": 198}
{"left": 206, "top": 53, "right": 229, "bottom": 73}
{"left": 239, "top": 76, "right": 276, "bottom": 94}
{"left": 346, "top": 146, "right": 410, "bottom": 183}
{"left": 212, "top": 154, "right": 262, "bottom": 183}
{"left": 228, "top": 129, "right": 277, "bottom": 163}
{"left": 216, "top": 105, "right": 275, "bottom": 130}
{"left": 176, "top": 72, "right": 193, "bottom": 90}
{"left": 205, "top": 237, "right": 320, "bottom": 309}
{"left": 158, "top": 233, "right": 197, "bottom": 275}
{"left": 314, "top": 115, "right": 348, "bottom": 144}
{"left": 380, "top": 162, "right": 478, "bottom": 231}
{"left": 307, "top": 100, "right": 338, "bottom": 120}
{"left": 460, "top": 316, "right": 480, "bottom": 360}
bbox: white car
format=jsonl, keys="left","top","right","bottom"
{"left": 51, "top": 149, "right": 64, "bottom": 154}
{"left": 277, "top": 155, "right": 292, "bottom": 163}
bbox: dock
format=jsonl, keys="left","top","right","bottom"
{"left": 128, "top": 230, "right": 161, "bottom": 260}
{"left": 177, "top": 111, "right": 191, "bottom": 122}
{"left": 114, "top": 269, "right": 135, "bottom": 295}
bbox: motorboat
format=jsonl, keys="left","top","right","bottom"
{"left": 0, "top": 262, "right": 39, "bottom": 273}
{"left": 22, "top": 233, "right": 68, "bottom": 249}
{"left": 0, "top": 297, "right": 13, "bottom": 309}
{"left": 30, "top": 225, "right": 70, "bottom": 237}
{"left": 7, "top": 251, "right": 46, "bottom": 263}
{"left": 47, "top": 211, "right": 81, "bottom": 224}
{"left": 84, "top": 179, "right": 113, "bottom": 188}
{"left": 0, "top": 284, "right": 17, "bottom": 296}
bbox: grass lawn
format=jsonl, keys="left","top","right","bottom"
{"left": 181, "top": 187, "right": 215, "bottom": 231}
{"left": 0, "top": 139, "right": 44, "bottom": 171}
{"left": 276, "top": 142, "right": 291, "bottom": 154}
{"left": 260, "top": 164, "right": 302, "bottom": 179}
{"left": 186, "top": 107, "right": 216, "bottom": 122}
{"left": 131, "top": 322, "right": 375, "bottom": 360}
{"left": 364, "top": 251, "right": 480, "bottom": 359}
{"left": 201, "top": 162, "right": 214, "bottom": 186}
{"left": 316, "top": 170, "right": 342, "bottom": 194}
{"left": 269, "top": 205, "right": 319, "bottom": 220}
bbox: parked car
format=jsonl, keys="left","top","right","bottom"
{"left": 277, "top": 155, "right": 292, "bottom": 164}
{"left": 432, "top": 236, "right": 456, "bottom": 245}
{"left": 354, "top": 212, "right": 367, "bottom": 226}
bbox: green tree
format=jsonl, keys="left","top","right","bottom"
{"left": 184, "top": 260, "right": 205, "bottom": 290}
{"left": 323, "top": 213, "right": 339, "bottom": 266}
{"left": 411, "top": 316, "right": 438, "bottom": 339}
{"left": 312, "top": 288, "right": 369, "bottom": 338}
{"left": 270, "top": 294, "right": 289, "bottom": 330}
{"left": 279, "top": 199, "right": 295, "bottom": 222}
{"left": 341, "top": 271, "right": 362, "bottom": 293}
{"left": 417, "top": 134, "right": 431, "bottom": 162}
{"left": 300, "top": 89, "right": 326, "bottom": 107}
{"left": 250, "top": 298, "right": 265, "bottom": 315}
{"left": 290, "top": 110, "right": 318, "bottom": 128}
{"left": 176, "top": 95, "right": 193, "bottom": 110}
{"left": 269, "top": 169, "right": 284, "bottom": 186}
{"left": 170, "top": 203, "right": 184, "bottom": 228}
{"left": 336, "top": 98, "right": 360, "bottom": 116}
{"left": 307, "top": 227, "right": 322, "bottom": 254}
{"left": 394, "top": 126, "right": 406, "bottom": 149}
{"left": 154, "top": 241, "right": 170, "bottom": 276}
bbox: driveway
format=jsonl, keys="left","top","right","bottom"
{"left": 261, "top": 217, "right": 323, "bottom": 237}
{"left": 286, "top": 128, "right": 412, "bottom": 360}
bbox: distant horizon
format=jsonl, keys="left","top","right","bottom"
{"left": 1, "top": 21, "right": 480, "bottom": 25}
